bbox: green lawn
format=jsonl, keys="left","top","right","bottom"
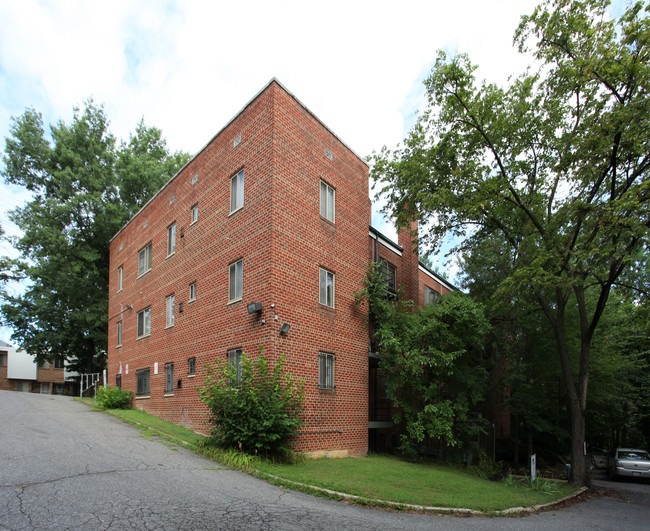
{"left": 80, "top": 399, "right": 578, "bottom": 513}
{"left": 256, "top": 455, "right": 577, "bottom": 512}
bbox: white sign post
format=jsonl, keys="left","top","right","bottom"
{"left": 531, "top": 453, "right": 537, "bottom": 482}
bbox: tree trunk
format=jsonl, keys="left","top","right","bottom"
{"left": 550, "top": 291, "right": 591, "bottom": 486}
{"left": 513, "top": 414, "right": 520, "bottom": 465}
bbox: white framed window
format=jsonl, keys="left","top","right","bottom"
{"left": 229, "top": 259, "right": 243, "bottom": 302}
{"left": 117, "top": 266, "right": 123, "bottom": 292}
{"left": 165, "top": 363, "right": 174, "bottom": 394}
{"left": 136, "top": 368, "right": 150, "bottom": 396}
{"left": 425, "top": 286, "right": 440, "bottom": 306}
{"left": 167, "top": 223, "right": 176, "bottom": 256}
{"left": 166, "top": 294, "right": 175, "bottom": 328}
{"left": 137, "top": 307, "right": 151, "bottom": 338}
{"left": 189, "top": 282, "right": 197, "bottom": 302}
{"left": 138, "top": 243, "right": 152, "bottom": 276}
{"left": 228, "top": 348, "right": 243, "bottom": 385}
{"left": 117, "top": 321, "right": 122, "bottom": 347}
{"left": 319, "top": 268, "right": 335, "bottom": 308}
{"left": 319, "top": 352, "right": 335, "bottom": 390}
{"left": 320, "top": 180, "right": 335, "bottom": 222}
{"left": 191, "top": 204, "right": 198, "bottom": 224}
{"left": 230, "top": 169, "right": 244, "bottom": 213}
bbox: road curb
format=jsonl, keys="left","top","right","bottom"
{"left": 259, "top": 472, "right": 589, "bottom": 516}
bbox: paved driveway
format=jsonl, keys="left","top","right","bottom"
{"left": 1, "top": 390, "right": 649, "bottom": 530}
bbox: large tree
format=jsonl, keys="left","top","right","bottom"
{"left": 357, "top": 264, "right": 490, "bottom": 459}
{"left": 1, "top": 101, "right": 191, "bottom": 373}
{"left": 371, "top": 0, "right": 650, "bottom": 485}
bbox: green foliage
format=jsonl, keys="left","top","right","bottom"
{"left": 95, "top": 385, "right": 134, "bottom": 410}
{"left": 198, "top": 348, "right": 305, "bottom": 458}
{"left": 357, "top": 263, "right": 490, "bottom": 458}
{"left": 471, "top": 449, "right": 506, "bottom": 480}
{"left": 0, "top": 101, "right": 191, "bottom": 373}
{"left": 370, "top": 0, "right": 650, "bottom": 485}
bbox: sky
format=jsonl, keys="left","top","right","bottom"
{"left": 0, "top": 0, "right": 619, "bottom": 341}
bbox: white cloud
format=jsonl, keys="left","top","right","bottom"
{"left": 1, "top": 0, "right": 551, "bottom": 298}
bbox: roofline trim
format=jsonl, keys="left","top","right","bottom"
{"left": 369, "top": 226, "right": 403, "bottom": 257}
{"left": 418, "top": 263, "right": 457, "bottom": 292}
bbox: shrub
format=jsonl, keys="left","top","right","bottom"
{"left": 96, "top": 385, "right": 134, "bottom": 410}
{"left": 198, "top": 348, "right": 304, "bottom": 458}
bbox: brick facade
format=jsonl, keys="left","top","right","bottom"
{"left": 108, "top": 79, "right": 453, "bottom": 456}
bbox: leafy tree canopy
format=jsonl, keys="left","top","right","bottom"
{"left": 1, "top": 100, "right": 192, "bottom": 373}
{"left": 370, "top": 0, "right": 650, "bottom": 485}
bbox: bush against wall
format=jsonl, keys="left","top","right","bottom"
{"left": 199, "top": 349, "right": 304, "bottom": 458}
{"left": 96, "top": 385, "right": 134, "bottom": 410}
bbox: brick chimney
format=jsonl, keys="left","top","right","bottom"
{"left": 397, "top": 218, "right": 420, "bottom": 306}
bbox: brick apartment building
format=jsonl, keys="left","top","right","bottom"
{"left": 107, "top": 79, "right": 452, "bottom": 456}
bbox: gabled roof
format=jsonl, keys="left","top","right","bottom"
{"left": 0, "top": 338, "right": 14, "bottom": 348}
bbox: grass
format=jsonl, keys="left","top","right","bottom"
{"left": 77, "top": 398, "right": 578, "bottom": 513}
{"left": 256, "top": 455, "right": 577, "bottom": 512}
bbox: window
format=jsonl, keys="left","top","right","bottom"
{"left": 166, "top": 294, "right": 175, "bottom": 328}
{"left": 425, "top": 286, "right": 440, "bottom": 306}
{"left": 188, "top": 357, "right": 196, "bottom": 376}
{"left": 165, "top": 363, "right": 174, "bottom": 394}
{"left": 320, "top": 181, "right": 335, "bottom": 222}
{"left": 319, "top": 352, "right": 335, "bottom": 390}
{"left": 117, "top": 321, "right": 123, "bottom": 347}
{"left": 191, "top": 204, "right": 198, "bottom": 224}
{"left": 319, "top": 268, "right": 335, "bottom": 308}
{"left": 117, "top": 266, "right": 123, "bottom": 292}
{"left": 138, "top": 243, "right": 152, "bottom": 276}
{"left": 189, "top": 282, "right": 197, "bottom": 301}
{"left": 228, "top": 348, "right": 242, "bottom": 385}
{"left": 54, "top": 359, "right": 64, "bottom": 369}
{"left": 229, "top": 259, "right": 243, "bottom": 302}
{"left": 167, "top": 223, "right": 176, "bottom": 256}
{"left": 115, "top": 374, "right": 122, "bottom": 389}
{"left": 380, "top": 260, "right": 397, "bottom": 292}
{"left": 230, "top": 169, "right": 244, "bottom": 212}
{"left": 0, "top": 351, "right": 7, "bottom": 366}
{"left": 137, "top": 307, "right": 151, "bottom": 338}
{"left": 136, "top": 368, "right": 150, "bottom": 396}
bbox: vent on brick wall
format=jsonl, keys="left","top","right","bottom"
{"left": 119, "top": 244, "right": 123, "bottom": 251}
{"left": 233, "top": 134, "right": 241, "bottom": 147}
{"left": 191, "top": 174, "right": 198, "bottom": 185}
{"left": 169, "top": 195, "right": 175, "bottom": 205}
{"left": 143, "top": 221, "right": 147, "bottom": 228}
{"left": 324, "top": 148, "right": 333, "bottom": 160}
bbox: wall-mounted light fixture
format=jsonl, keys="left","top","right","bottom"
{"left": 125, "top": 304, "right": 133, "bottom": 310}
{"left": 279, "top": 323, "right": 291, "bottom": 335}
{"left": 247, "top": 302, "right": 263, "bottom": 314}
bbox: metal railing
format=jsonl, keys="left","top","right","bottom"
{"left": 80, "top": 372, "right": 103, "bottom": 398}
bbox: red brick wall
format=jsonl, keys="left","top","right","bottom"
{"left": 0, "top": 367, "right": 10, "bottom": 391}
{"left": 37, "top": 366, "right": 65, "bottom": 384}
{"left": 108, "top": 81, "right": 370, "bottom": 455}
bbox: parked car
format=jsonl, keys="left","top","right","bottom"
{"left": 607, "top": 448, "right": 650, "bottom": 479}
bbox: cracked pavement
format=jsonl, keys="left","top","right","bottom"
{"left": 1, "top": 390, "right": 649, "bottom": 530}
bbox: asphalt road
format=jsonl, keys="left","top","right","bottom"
{"left": 1, "top": 390, "right": 649, "bottom": 530}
